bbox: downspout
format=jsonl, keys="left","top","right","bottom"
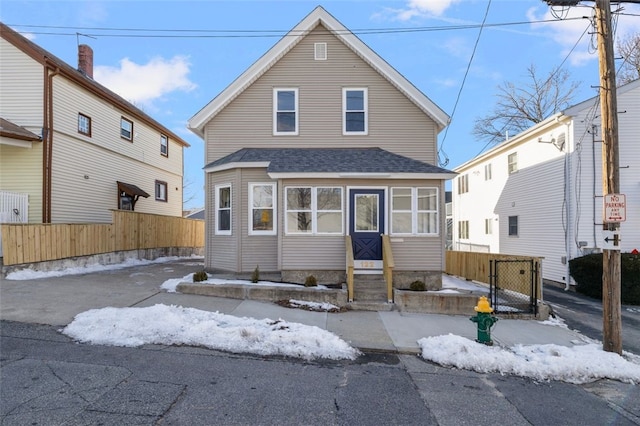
{"left": 43, "top": 59, "right": 60, "bottom": 223}
{"left": 564, "top": 120, "right": 572, "bottom": 291}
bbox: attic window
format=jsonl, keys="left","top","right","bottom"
{"left": 314, "top": 43, "right": 327, "bottom": 60}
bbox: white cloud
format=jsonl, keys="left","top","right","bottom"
{"left": 527, "top": 4, "right": 640, "bottom": 67}
{"left": 94, "top": 55, "right": 197, "bottom": 107}
{"left": 377, "top": 0, "right": 462, "bottom": 22}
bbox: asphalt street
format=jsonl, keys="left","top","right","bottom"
{"left": 2, "top": 320, "right": 639, "bottom": 426}
{"left": 543, "top": 284, "right": 640, "bottom": 355}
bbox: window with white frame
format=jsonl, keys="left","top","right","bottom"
{"left": 249, "top": 183, "right": 276, "bottom": 235}
{"left": 484, "top": 163, "right": 492, "bottom": 180}
{"left": 390, "top": 187, "right": 438, "bottom": 235}
{"left": 457, "top": 174, "right": 469, "bottom": 194}
{"left": 215, "top": 184, "right": 231, "bottom": 235}
{"left": 273, "top": 88, "right": 298, "bottom": 135}
{"left": 155, "top": 180, "right": 167, "bottom": 202}
{"left": 343, "top": 88, "right": 367, "bottom": 134}
{"left": 121, "top": 117, "right": 133, "bottom": 141}
{"left": 160, "top": 134, "right": 168, "bottom": 157}
{"left": 285, "top": 187, "right": 343, "bottom": 235}
{"left": 458, "top": 220, "right": 469, "bottom": 239}
{"left": 508, "top": 152, "right": 518, "bottom": 174}
{"left": 485, "top": 218, "right": 493, "bottom": 234}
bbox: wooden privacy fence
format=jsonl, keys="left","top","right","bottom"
{"left": 1, "top": 210, "right": 204, "bottom": 266}
{"left": 446, "top": 250, "right": 543, "bottom": 299}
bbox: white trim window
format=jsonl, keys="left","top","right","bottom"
{"left": 343, "top": 88, "right": 368, "bottom": 135}
{"left": 508, "top": 152, "right": 518, "bottom": 174}
{"left": 249, "top": 183, "right": 276, "bottom": 235}
{"left": 273, "top": 88, "right": 298, "bottom": 135}
{"left": 121, "top": 117, "right": 133, "bottom": 141}
{"left": 391, "top": 187, "right": 438, "bottom": 235}
{"left": 215, "top": 184, "right": 232, "bottom": 235}
{"left": 285, "top": 187, "right": 343, "bottom": 235}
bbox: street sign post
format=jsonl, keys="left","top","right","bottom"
{"left": 603, "top": 193, "right": 626, "bottom": 223}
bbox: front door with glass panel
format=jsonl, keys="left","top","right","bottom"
{"left": 349, "top": 189, "right": 385, "bottom": 265}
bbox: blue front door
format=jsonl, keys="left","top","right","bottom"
{"left": 349, "top": 189, "right": 385, "bottom": 260}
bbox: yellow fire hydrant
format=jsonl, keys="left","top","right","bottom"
{"left": 470, "top": 296, "right": 498, "bottom": 345}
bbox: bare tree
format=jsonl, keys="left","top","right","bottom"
{"left": 616, "top": 33, "right": 640, "bottom": 86}
{"left": 472, "top": 64, "right": 580, "bottom": 146}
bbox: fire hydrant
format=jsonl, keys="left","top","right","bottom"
{"left": 470, "top": 296, "right": 498, "bottom": 345}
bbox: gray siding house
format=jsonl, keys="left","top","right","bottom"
{"left": 188, "top": 7, "right": 455, "bottom": 294}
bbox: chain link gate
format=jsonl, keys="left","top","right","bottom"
{"left": 489, "top": 259, "right": 539, "bottom": 315}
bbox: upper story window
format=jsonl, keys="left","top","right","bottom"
{"left": 215, "top": 184, "right": 231, "bottom": 235}
{"left": 390, "top": 187, "right": 438, "bottom": 235}
{"left": 458, "top": 220, "right": 469, "bottom": 239}
{"left": 343, "top": 88, "right": 368, "bottom": 135}
{"left": 457, "top": 174, "right": 469, "bottom": 194}
{"left": 78, "top": 113, "right": 91, "bottom": 136}
{"left": 285, "top": 187, "right": 343, "bottom": 235}
{"left": 314, "top": 42, "right": 327, "bottom": 60}
{"left": 249, "top": 183, "right": 276, "bottom": 235}
{"left": 508, "top": 152, "right": 518, "bottom": 174}
{"left": 155, "top": 180, "right": 167, "bottom": 202}
{"left": 484, "top": 163, "right": 492, "bottom": 180}
{"left": 121, "top": 117, "right": 133, "bottom": 141}
{"left": 160, "top": 134, "right": 168, "bottom": 157}
{"left": 485, "top": 218, "right": 493, "bottom": 234}
{"left": 273, "top": 88, "right": 298, "bottom": 135}
{"left": 508, "top": 215, "right": 518, "bottom": 236}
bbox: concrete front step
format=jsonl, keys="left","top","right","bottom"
{"left": 347, "top": 301, "right": 396, "bottom": 312}
{"left": 352, "top": 275, "right": 389, "bottom": 302}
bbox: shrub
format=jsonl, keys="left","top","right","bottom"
{"left": 251, "top": 265, "right": 260, "bottom": 283}
{"left": 569, "top": 253, "right": 640, "bottom": 305}
{"left": 409, "top": 280, "right": 426, "bottom": 291}
{"left": 304, "top": 275, "right": 318, "bottom": 287}
{"left": 193, "top": 270, "right": 208, "bottom": 282}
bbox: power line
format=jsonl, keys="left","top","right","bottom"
{"left": 438, "top": 0, "right": 493, "bottom": 167}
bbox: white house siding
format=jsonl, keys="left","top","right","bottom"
{"left": 206, "top": 169, "right": 239, "bottom": 271}
{"left": 204, "top": 25, "right": 438, "bottom": 166}
{"left": 0, "top": 38, "right": 43, "bottom": 130}
{"left": 48, "top": 76, "right": 184, "bottom": 222}
{"left": 0, "top": 143, "right": 43, "bottom": 223}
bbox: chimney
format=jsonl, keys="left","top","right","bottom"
{"left": 78, "top": 44, "right": 93, "bottom": 78}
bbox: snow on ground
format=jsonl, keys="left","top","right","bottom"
{"left": 5, "top": 255, "right": 204, "bottom": 280}
{"left": 161, "top": 273, "right": 329, "bottom": 293}
{"left": 7, "top": 257, "right": 640, "bottom": 381}
{"left": 62, "top": 304, "right": 359, "bottom": 361}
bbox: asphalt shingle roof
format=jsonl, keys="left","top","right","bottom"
{"left": 204, "top": 148, "right": 454, "bottom": 175}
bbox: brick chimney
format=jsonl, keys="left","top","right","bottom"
{"left": 78, "top": 44, "right": 93, "bottom": 78}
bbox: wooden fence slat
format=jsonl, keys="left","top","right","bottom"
{"left": 1, "top": 211, "right": 204, "bottom": 266}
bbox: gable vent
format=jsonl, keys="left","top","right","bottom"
{"left": 314, "top": 42, "right": 327, "bottom": 61}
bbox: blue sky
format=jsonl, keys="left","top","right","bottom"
{"left": 2, "top": 0, "right": 639, "bottom": 209}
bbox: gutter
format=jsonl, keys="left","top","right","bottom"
{"left": 43, "top": 58, "right": 60, "bottom": 223}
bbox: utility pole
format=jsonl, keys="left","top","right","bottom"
{"left": 544, "top": 0, "right": 622, "bottom": 354}
{"left": 594, "top": 0, "right": 622, "bottom": 355}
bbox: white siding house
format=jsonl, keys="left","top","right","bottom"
{"left": 0, "top": 22, "right": 189, "bottom": 224}
{"left": 452, "top": 79, "right": 640, "bottom": 286}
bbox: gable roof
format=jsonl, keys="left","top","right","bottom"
{"left": 188, "top": 6, "right": 449, "bottom": 138}
{"left": 204, "top": 147, "right": 456, "bottom": 179}
{"left": 0, "top": 22, "right": 189, "bottom": 148}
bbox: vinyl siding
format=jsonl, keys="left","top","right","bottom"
{"left": 204, "top": 24, "right": 438, "bottom": 165}
{"left": 207, "top": 170, "right": 239, "bottom": 271}
{"left": 0, "top": 143, "right": 43, "bottom": 223}
{"left": 48, "top": 76, "right": 184, "bottom": 222}
{"left": 0, "top": 38, "right": 43, "bottom": 128}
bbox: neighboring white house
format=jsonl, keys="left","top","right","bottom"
{"left": 0, "top": 22, "right": 189, "bottom": 224}
{"left": 452, "top": 78, "right": 640, "bottom": 286}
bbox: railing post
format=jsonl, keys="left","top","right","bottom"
{"left": 382, "top": 234, "right": 394, "bottom": 303}
{"left": 345, "top": 235, "right": 354, "bottom": 302}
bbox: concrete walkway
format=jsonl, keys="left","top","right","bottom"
{"left": 0, "top": 258, "right": 587, "bottom": 354}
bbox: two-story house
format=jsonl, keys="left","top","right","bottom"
{"left": 0, "top": 22, "right": 189, "bottom": 225}
{"left": 452, "top": 78, "right": 640, "bottom": 287}
{"left": 188, "top": 7, "right": 455, "bottom": 294}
